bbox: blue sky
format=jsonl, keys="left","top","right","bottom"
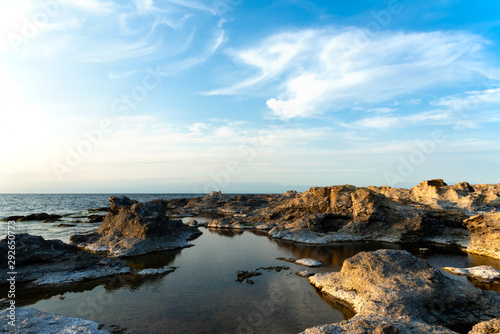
{"left": 1, "top": 0, "right": 499, "bottom": 193}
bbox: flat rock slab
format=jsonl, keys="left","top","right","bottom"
{"left": 443, "top": 265, "right": 500, "bottom": 283}
{"left": 295, "top": 258, "right": 324, "bottom": 267}
{"left": 0, "top": 307, "right": 108, "bottom": 333}
{"left": 137, "top": 266, "right": 176, "bottom": 276}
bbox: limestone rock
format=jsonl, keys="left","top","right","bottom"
{"left": 306, "top": 249, "right": 500, "bottom": 333}
{"left": 469, "top": 318, "right": 500, "bottom": 334}
{"left": 464, "top": 212, "right": 500, "bottom": 260}
{"left": 0, "top": 234, "right": 129, "bottom": 287}
{"left": 71, "top": 196, "right": 202, "bottom": 257}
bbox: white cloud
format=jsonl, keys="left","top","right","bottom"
{"left": 210, "top": 28, "right": 499, "bottom": 120}
{"left": 64, "top": 0, "right": 116, "bottom": 13}
{"left": 433, "top": 87, "right": 500, "bottom": 110}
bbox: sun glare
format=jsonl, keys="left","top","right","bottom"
{"left": 0, "top": 1, "right": 34, "bottom": 52}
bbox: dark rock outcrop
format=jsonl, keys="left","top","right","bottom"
{"left": 0, "top": 234, "right": 129, "bottom": 287}
{"left": 464, "top": 212, "right": 500, "bottom": 260}
{"left": 1, "top": 213, "right": 63, "bottom": 222}
{"left": 305, "top": 249, "right": 500, "bottom": 333}
{"left": 71, "top": 196, "right": 202, "bottom": 257}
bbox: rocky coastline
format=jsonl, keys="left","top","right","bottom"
{"left": 1, "top": 179, "right": 499, "bottom": 333}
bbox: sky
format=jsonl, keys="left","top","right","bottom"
{"left": 1, "top": 0, "right": 499, "bottom": 193}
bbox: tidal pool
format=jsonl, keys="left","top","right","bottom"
{"left": 19, "top": 227, "right": 500, "bottom": 334}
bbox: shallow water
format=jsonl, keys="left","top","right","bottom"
{"left": 22, "top": 228, "right": 349, "bottom": 333}
{"left": 2, "top": 194, "right": 499, "bottom": 333}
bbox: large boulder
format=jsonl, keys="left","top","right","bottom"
{"left": 464, "top": 212, "right": 500, "bottom": 260}
{"left": 71, "top": 196, "right": 202, "bottom": 257}
{"left": 0, "top": 234, "right": 129, "bottom": 287}
{"left": 305, "top": 249, "right": 500, "bottom": 333}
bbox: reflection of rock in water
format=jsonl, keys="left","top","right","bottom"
{"left": 274, "top": 240, "right": 403, "bottom": 267}
{"left": 310, "top": 285, "right": 355, "bottom": 320}
{"left": 9, "top": 268, "right": 175, "bottom": 307}
{"left": 124, "top": 248, "right": 182, "bottom": 270}
{"left": 206, "top": 227, "right": 244, "bottom": 238}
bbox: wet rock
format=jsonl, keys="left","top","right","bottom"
{"left": 71, "top": 196, "right": 202, "bottom": 257}
{"left": 88, "top": 207, "right": 109, "bottom": 213}
{"left": 257, "top": 266, "right": 289, "bottom": 272}
{"left": 464, "top": 212, "right": 500, "bottom": 260}
{"left": 0, "top": 307, "right": 108, "bottom": 333}
{"left": 295, "top": 258, "right": 323, "bottom": 267}
{"left": 0, "top": 234, "right": 130, "bottom": 287}
{"left": 306, "top": 249, "right": 500, "bottom": 333}
{"left": 442, "top": 265, "right": 500, "bottom": 283}
{"left": 296, "top": 270, "right": 314, "bottom": 278}
{"left": 88, "top": 214, "right": 104, "bottom": 223}
{"left": 137, "top": 266, "right": 176, "bottom": 276}
{"left": 1, "top": 213, "right": 63, "bottom": 222}
{"left": 58, "top": 223, "right": 77, "bottom": 227}
{"left": 236, "top": 270, "right": 262, "bottom": 284}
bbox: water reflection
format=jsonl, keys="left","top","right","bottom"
{"left": 19, "top": 228, "right": 500, "bottom": 333}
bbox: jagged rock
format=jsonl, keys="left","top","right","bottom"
{"left": 0, "top": 307, "right": 108, "bottom": 333}
{"left": 443, "top": 266, "right": 500, "bottom": 283}
{"left": 87, "top": 214, "right": 104, "bottom": 223}
{"left": 236, "top": 270, "right": 262, "bottom": 284}
{"left": 306, "top": 249, "right": 500, "bottom": 333}
{"left": 70, "top": 196, "right": 202, "bottom": 257}
{"left": 0, "top": 234, "right": 129, "bottom": 287}
{"left": 266, "top": 185, "right": 469, "bottom": 245}
{"left": 469, "top": 318, "right": 500, "bottom": 334}
{"left": 464, "top": 212, "right": 500, "bottom": 260}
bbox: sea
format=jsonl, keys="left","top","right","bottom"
{"left": 1, "top": 194, "right": 499, "bottom": 333}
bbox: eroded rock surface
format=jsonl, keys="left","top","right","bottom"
{"left": 464, "top": 212, "right": 500, "bottom": 260}
{"left": 0, "top": 307, "right": 108, "bottom": 333}
{"left": 0, "top": 234, "right": 129, "bottom": 287}
{"left": 305, "top": 249, "right": 500, "bottom": 333}
{"left": 71, "top": 196, "right": 202, "bottom": 257}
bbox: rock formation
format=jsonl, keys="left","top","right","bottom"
{"left": 464, "top": 212, "right": 500, "bottom": 260}
{"left": 0, "top": 234, "right": 129, "bottom": 287}
{"left": 70, "top": 196, "right": 202, "bottom": 257}
{"left": 304, "top": 249, "right": 500, "bottom": 333}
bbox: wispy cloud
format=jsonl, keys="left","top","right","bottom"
{"left": 208, "top": 28, "right": 499, "bottom": 120}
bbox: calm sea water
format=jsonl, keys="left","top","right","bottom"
{"left": 1, "top": 194, "right": 499, "bottom": 333}
{"left": 0, "top": 194, "right": 204, "bottom": 243}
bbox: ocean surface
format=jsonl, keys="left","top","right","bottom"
{"left": 1, "top": 194, "right": 499, "bottom": 333}
{"left": 0, "top": 193, "right": 204, "bottom": 243}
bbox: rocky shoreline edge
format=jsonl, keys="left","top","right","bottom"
{"left": 1, "top": 179, "right": 499, "bottom": 333}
